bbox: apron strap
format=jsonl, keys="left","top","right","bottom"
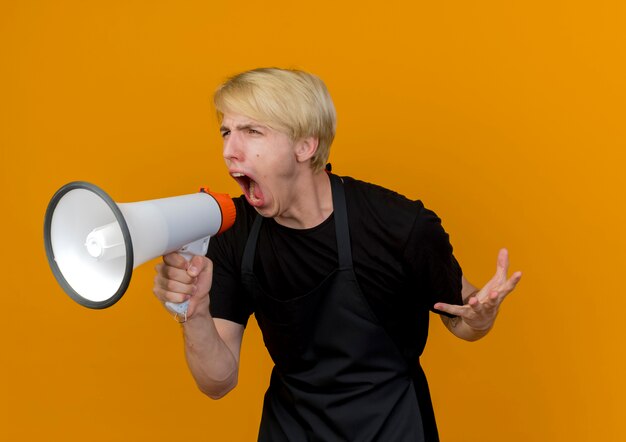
{"left": 329, "top": 174, "right": 353, "bottom": 270}
{"left": 242, "top": 212, "right": 263, "bottom": 275}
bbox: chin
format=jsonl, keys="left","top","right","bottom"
{"left": 251, "top": 204, "right": 275, "bottom": 219}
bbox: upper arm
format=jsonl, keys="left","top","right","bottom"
{"left": 405, "top": 205, "right": 463, "bottom": 312}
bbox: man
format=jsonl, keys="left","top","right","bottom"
{"left": 153, "top": 68, "right": 522, "bottom": 441}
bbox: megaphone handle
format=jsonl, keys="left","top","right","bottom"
{"left": 164, "top": 237, "right": 211, "bottom": 317}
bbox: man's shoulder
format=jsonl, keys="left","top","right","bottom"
{"left": 340, "top": 175, "right": 427, "bottom": 250}
{"left": 341, "top": 175, "right": 425, "bottom": 217}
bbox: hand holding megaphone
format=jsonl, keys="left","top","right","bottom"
{"left": 44, "top": 182, "right": 236, "bottom": 315}
{"left": 154, "top": 252, "right": 214, "bottom": 322}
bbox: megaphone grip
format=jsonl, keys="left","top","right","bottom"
{"left": 164, "top": 236, "right": 210, "bottom": 319}
{"left": 165, "top": 300, "right": 189, "bottom": 315}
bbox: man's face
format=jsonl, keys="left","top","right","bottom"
{"left": 220, "top": 112, "right": 302, "bottom": 219}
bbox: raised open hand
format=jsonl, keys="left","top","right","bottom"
{"left": 435, "top": 248, "right": 522, "bottom": 332}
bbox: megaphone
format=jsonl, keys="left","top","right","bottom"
{"left": 43, "top": 181, "right": 236, "bottom": 314}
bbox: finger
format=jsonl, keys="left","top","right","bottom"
{"left": 152, "top": 284, "right": 190, "bottom": 304}
{"left": 164, "top": 292, "right": 190, "bottom": 304}
{"left": 165, "top": 277, "right": 196, "bottom": 296}
{"left": 480, "top": 249, "right": 509, "bottom": 295}
{"left": 189, "top": 256, "right": 214, "bottom": 294}
{"left": 163, "top": 252, "right": 188, "bottom": 269}
{"left": 495, "top": 271, "right": 523, "bottom": 302}
{"left": 159, "top": 261, "right": 196, "bottom": 284}
{"left": 494, "top": 248, "right": 510, "bottom": 282}
{"left": 468, "top": 296, "right": 485, "bottom": 313}
{"left": 153, "top": 272, "right": 196, "bottom": 297}
{"left": 505, "top": 271, "right": 522, "bottom": 290}
{"left": 478, "top": 289, "right": 499, "bottom": 309}
{"left": 434, "top": 302, "right": 468, "bottom": 317}
{"left": 187, "top": 255, "right": 208, "bottom": 277}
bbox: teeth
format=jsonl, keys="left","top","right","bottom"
{"left": 249, "top": 180, "right": 258, "bottom": 202}
{"left": 231, "top": 172, "right": 259, "bottom": 203}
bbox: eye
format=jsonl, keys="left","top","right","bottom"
{"left": 247, "top": 128, "right": 261, "bottom": 135}
{"left": 221, "top": 130, "right": 231, "bottom": 138}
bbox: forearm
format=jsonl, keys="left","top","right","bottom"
{"left": 441, "top": 314, "right": 491, "bottom": 342}
{"left": 182, "top": 310, "right": 239, "bottom": 399}
{"left": 436, "top": 251, "right": 521, "bottom": 342}
{"left": 440, "top": 276, "right": 492, "bottom": 341}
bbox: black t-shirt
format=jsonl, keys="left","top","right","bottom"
{"left": 208, "top": 175, "right": 463, "bottom": 362}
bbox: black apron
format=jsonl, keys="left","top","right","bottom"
{"left": 241, "top": 174, "right": 426, "bottom": 441}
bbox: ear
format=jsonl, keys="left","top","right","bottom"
{"left": 295, "top": 137, "right": 319, "bottom": 163}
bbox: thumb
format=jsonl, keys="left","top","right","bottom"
{"left": 186, "top": 255, "right": 213, "bottom": 296}
{"left": 186, "top": 255, "right": 206, "bottom": 277}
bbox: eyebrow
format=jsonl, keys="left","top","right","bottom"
{"left": 220, "top": 123, "right": 265, "bottom": 132}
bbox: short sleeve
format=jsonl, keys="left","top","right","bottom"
{"left": 404, "top": 206, "right": 463, "bottom": 317}
{"left": 206, "top": 200, "right": 254, "bottom": 327}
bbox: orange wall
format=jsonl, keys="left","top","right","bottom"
{"left": 2, "top": 1, "right": 625, "bottom": 441}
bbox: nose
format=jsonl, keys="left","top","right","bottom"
{"left": 223, "top": 131, "right": 243, "bottom": 163}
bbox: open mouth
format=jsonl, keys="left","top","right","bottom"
{"left": 231, "top": 172, "right": 262, "bottom": 205}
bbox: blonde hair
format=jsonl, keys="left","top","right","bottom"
{"left": 214, "top": 68, "right": 336, "bottom": 172}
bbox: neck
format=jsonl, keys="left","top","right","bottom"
{"left": 274, "top": 170, "right": 333, "bottom": 229}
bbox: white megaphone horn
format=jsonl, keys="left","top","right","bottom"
{"left": 43, "top": 181, "right": 236, "bottom": 314}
